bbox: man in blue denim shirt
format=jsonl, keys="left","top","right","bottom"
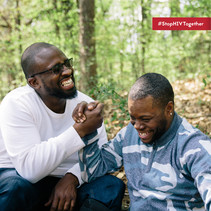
{"left": 77, "top": 73, "right": 211, "bottom": 210}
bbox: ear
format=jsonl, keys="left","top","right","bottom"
{"left": 27, "top": 77, "right": 40, "bottom": 90}
{"left": 165, "top": 101, "right": 174, "bottom": 117}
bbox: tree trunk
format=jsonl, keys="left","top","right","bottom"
{"left": 141, "top": 0, "right": 152, "bottom": 74}
{"left": 53, "top": 0, "right": 60, "bottom": 37}
{"left": 169, "top": 0, "right": 180, "bottom": 37}
{"left": 15, "top": 0, "right": 22, "bottom": 54}
{"left": 79, "top": 0, "right": 97, "bottom": 91}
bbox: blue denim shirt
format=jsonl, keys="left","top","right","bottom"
{"left": 79, "top": 112, "right": 211, "bottom": 210}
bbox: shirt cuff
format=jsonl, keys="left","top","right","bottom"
{"left": 82, "top": 130, "right": 99, "bottom": 146}
{"left": 67, "top": 163, "right": 84, "bottom": 187}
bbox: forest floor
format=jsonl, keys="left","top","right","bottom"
{"left": 102, "top": 76, "right": 211, "bottom": 210}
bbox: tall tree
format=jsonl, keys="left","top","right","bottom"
{"left": 79, "top": 0, "right": 97, "bottom": 91}
{"left": 141, "top": 0, "right": 152, "bottom": 73}
{"left": 52, "top": 0, "right": 60, "bottom": 38}
{"left": 169, "top": 0, "right": 180, "bottom": 37}
{"left": 15, "top": 0, "right": 22, "bottom": 54}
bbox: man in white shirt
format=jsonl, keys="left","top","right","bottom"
{"left": 0, "top": 42, "right": 125, "bottom": 211}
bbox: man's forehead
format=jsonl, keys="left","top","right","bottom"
{"left": 35, "top": 46, "right": 60, "bottom": 56}
{"left": 128, "top": 95, "right": 154, "bottom": 104}
{"left": 128, "top": 96, "right": 154, "bottom": 109}
{"left": 35, "top": 47, "right": 66, "bottom": 62}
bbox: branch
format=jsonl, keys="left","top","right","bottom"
{"left": 1, "top": 15, "right": 12, "bottom": 30}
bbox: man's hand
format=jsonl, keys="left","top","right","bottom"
{"left": 72, "top": 101, "right": 100, "bottom": 123}
{"left": 45, "top": 173, "right": 79, "bottom": 211}
{"left": 73, "top": 101, "right": 104, "bottom": 138}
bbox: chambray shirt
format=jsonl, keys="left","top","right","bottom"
{"left": 79, "top": 113, "right": 211, "bottom": 210}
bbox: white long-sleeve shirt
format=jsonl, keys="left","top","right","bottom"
{"left": 0, "top": 85, "right": 107, "bottom": 184}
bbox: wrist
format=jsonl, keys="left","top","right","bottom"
{"left": 65, "top": 173, "right": 79, "bottom": 187}
{"left": 73, "top": 123, "right": 85, "bottom": 138}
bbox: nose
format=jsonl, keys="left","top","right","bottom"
{"left": 61, "top": 66, "right": 73, "bottom": 75}
{"left": 134, "top": 120, "right": 145, "bottom": 130}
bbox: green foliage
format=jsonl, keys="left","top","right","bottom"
{"left": 87, "top": 80, "right": 130, "bottom": 128}
{"left": 0, "top": 0, "right": 210, "bottom": 101}
{"left": 202, "top": 74, "right": 211, "bottom": 88}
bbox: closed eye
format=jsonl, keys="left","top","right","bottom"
{"left": 51, "top": 63, "right": 61, "bottom": 74}
{"left": 142, "top": 119, "right": 151, "bottom": 122}
{"left": 130, "top": 116, "right": 135, "bottom": 121}
{"left": 130, "top": 115, "right": 136, "bottom": 125}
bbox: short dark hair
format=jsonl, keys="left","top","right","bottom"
{"left": 21, "top": 42, "right": 55, "bottom": 78}
{"left": 129, "top": 73, "right": 174, "bottom": 108}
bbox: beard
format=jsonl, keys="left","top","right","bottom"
{"left": 151, "top": 116, "right": 168, "bottom": 144}
{"left": 42, "top": 75, "right": 78, "bottom": 100}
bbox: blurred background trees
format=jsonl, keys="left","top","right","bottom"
{"left": 1, "top": 3, "right": 210, "bottom": 206}
{"left": 0, "top": 0, "right": 210, "bottom": 99}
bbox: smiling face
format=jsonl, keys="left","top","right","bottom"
{"left": 28, "top": 46, "right": 77, "bottom": 100}
{"left": 128, "top": 96, "right": 173, "bottom": 145}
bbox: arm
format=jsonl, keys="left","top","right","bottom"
{"left": 72, "top": 101, "right": 124, "bottom": 182}
{"left": 179, "top": 130, "right": 211, "bottom": 210}
{"left": 66, "top": 123, "right": 108, "bottom": 186}
{"left": 1, "top": 97, "right": 103, "bottom": 183}
{"left": 192, "top": 138, "right": 211, "bottom": 210}
{"left": 79, "top": 127, "right": 127, "bottom": 183}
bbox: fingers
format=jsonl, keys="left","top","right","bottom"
{"left": 69, "top": 199, "right": 76, "bottom": 211}
{"left": 45, "top": 199, "right": 74, "bottom": 211}
{"left": 74, "top": 114, "right": 86, "bottom": 124}
{"left": 73, "top": 102, "right": 104, "bottom": 137}
{"left": 77, "top": 101, "right": 88, "bottom": 117}
{"left": 50, "top": 200, "right": 74, "bottom": 211}
{"left": 87, "top": 101, "right": 99, "bottom": 110}
{"left": 77, "top": 101, "right": 100, "bottom": 122}
{"left": 50, "top": 197, "right": 59, "bottom": 211}
{"left": 44, "top": 200, "right": 51, "bottom": 208}
{"left": 84, "top": 102, "right": 104, "bottom": 115}
{"left": 63, "top": 201, "right": 71, "bottom": 211}
{"left": 54, "top": 197, "right": 75, "bottom": 211}
{"left": 57, "top": 194, "right": 76, "bottom": 211}
{"left": 73, "top": 101, "right": 87, "bottom": 123}
{"left": 97, "top": 102, "right": 104, "bottom": 110}
{"left": 44, "top": 193, "right": 53, "bottom": 207}
{"left": 86, "top": 102, "right": 104, "bottom": 128}
{"left": 57, "top": 198, "right": 66, "bottom": 211}
{"left": 94, "top": 102, "right": 104, "bottom": 114}
{"left": 73, "top": 101, "right": 101, "bottom": 124}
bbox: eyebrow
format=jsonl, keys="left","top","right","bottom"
{"left": 130, "top": 114, "right": 152, "bottom": 119}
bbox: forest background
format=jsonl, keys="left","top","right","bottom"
{"left": 0, "top": 0, "right": 210, "bottom": 208}
{"left": 0, "top": 0, "right": 210, "bottom": 137}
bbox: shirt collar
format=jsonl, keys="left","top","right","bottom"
{"left": 153, "top": 112, "right": 182, "bottom": 147}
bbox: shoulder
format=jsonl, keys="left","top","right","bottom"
{"left": 0, "top": 85, "right": 40, "bottom": 115}
{"left": 175, "top": 116, "right": 210, "bottom": 165}
{"left": 1, "top": 85, "right": 36, "bottom": 105}
{"left": 177, "top": 117, "right": 210, "bottom": 145}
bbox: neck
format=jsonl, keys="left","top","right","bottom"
{"left": 37, "top": 92, "right": 66, "bottom": 113}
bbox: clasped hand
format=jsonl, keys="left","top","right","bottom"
{"left": 73, "top": 101, "right": 104, "bottom": 137}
